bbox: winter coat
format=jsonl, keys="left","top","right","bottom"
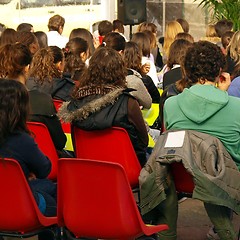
{"left": 139, "top": 129, "right": 240, "bottom": 215}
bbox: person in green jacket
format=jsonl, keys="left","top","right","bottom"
{"left": 164, "top": 41, "right": 239, "bottom": 240}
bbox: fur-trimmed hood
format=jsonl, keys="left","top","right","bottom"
{"left": 58, "top": 87, "right": 125, "bottom": 123}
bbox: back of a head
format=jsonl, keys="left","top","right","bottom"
{"left": 34, "top": 31, "right": 48, "bottom": 48}
{"left": 184, "top": 41, "right": 226, "bottom": 84}
{"left": 28, "top": 46, "right": 63, "bottom": 83}
{"left": 206, "top": 24, "right": 218, "bottom": 37}
{"left": 221, "top": 31, "right": 234, "bottom": 50}
{"left": 79, "top": 47, "right": 126, "bottom": 88}
{"left": 137, "top": 22, "right": 157, "bottom": 35}
{"left": 113, "top": 19, "right": 124, "bottom": 34}
{"left": 165, "top": 21, "right": 184, "bottom": 40}
{"left": 176, "top": 18, "right": 189, "bottom": 33}
{"left": 102, "top": 32, "right": 125, "bottom": 52}
{"left": 123, "top": 41, "right": 142, "bottom": 72}
{"left": 131, "top": 32, "right": 151, "bottom": 57}
{"left": 215, "top": 19, "right": 233, "bottom": 38}
{"left": 17, "top": 23, "right": 34, "bottom": 32}
{"left": 175, "top": 32, "right": 194, "bottom": 43}
{"left": 167, "top": 39, "right": 193, "bottom": 68}
{"left": 0, "top": 28, "right": 17, "bottom": 46}
{"left": 0, "top": 79, "right": 29, "bottom": 142}
{"left": 16, "top": 31, "right": 37, "bottom": 47}
{"left": 64, "top": 37, "right": 87, "bottom": 78}
{"left": 227, "top": 30, "right": 240, "bottom": 63}
{"left": 0, "top": 43, "right": 32, "bottom": 80}
{"left": 98, "top": 20, "right": 113, "bottom": 37}
{"left": 48, "top": 14, "right": 65, "bottom": 32}
{"left": 16, "top": 31, "right": 39, "bottom": 55}
{"left": 163, "top": 21, "right": 184, "bottom": 58}
{"left": 65, "top": 37, "right": 88, "bottom": 56}
{"left": 142, "top": 30, "right": 157, "bottom": 49}
{"left": 69, "top": 28, "right": 94, "bottom": 56}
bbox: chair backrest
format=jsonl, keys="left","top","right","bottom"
{"left": 0, "top": 158, "right": 57, "bottom": 233}
{"left": 53, "top": 99, "right": 71, "bottom": 134}
{"left": 27, "top": 121, "right": 58, "bottom": 180}
{"left": 53, "top": 99, "right": 63, "bottom": 112}
{"left": 58, "top": 158, "right": 161, "bottom": 239}
{"left": 72, "top": 126, "right": 141, "bottom": 188}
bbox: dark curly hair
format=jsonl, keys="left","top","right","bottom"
{"left": 0, "top": 79, "right": 30, "bottom": 145}
{"left": 64, "top": 37, "right": 88, "bottom": 80}
{"left": 183, "top": 41, "right": 226, "bottom": 84}
{"left": 72, "top": 47, "right": 126, "bottom": 98}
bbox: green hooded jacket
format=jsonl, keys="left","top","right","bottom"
{"left": 164, "top": 84, "right": 240, "bottom": 170}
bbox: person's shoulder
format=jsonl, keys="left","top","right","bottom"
{"left": 29, "top": 90, "right": 52, "bottom": 100}
{"left": 12, "top": 131, "right": 34, "bottom": 145}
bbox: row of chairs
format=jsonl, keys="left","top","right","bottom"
{"left": 0, "top": 157, "right": 169, "bottom": 239}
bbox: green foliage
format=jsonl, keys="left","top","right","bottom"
{"left": 194, "top": 0, "right": 240, "bottom": 31}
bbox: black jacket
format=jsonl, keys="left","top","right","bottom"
{"left": 59, "top": 88, "right": 148, "bottom": 166}
{"left": 28, "top": 90, "right": 66, "bottom": 150}
{"left": 26, "top": 76, "right": 75, "bottom": 101}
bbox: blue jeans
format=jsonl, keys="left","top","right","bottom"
{"left": 29, "top": 178, "right": 57, "bottom": 217}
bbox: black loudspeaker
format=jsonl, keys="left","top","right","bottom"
{"left": 117, "top": 0, "right": 147, "bottom": 25}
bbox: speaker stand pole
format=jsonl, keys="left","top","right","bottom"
{"left": 129, "top": 24, "right": 133, "bottom": 40}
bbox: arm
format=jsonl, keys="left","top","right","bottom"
{"left": 141, "top": 75, "right": 161, "bottom": 103}
{"left": 127, "top": 97, "right": 149, "bottom": 147}
{"left": 22, "top": 133, "right": 52, "bottom": 179}
{"left": 126, "top": 74, "right": 152, "bottom": 109}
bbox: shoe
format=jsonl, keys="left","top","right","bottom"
{"left": 207, "top": 227, "right": 220, "bottom": 240}
{"left": 178, "top": 196, "right": 187, "bottom": 203}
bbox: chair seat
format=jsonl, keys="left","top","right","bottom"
{"left": 0, "top": 158, "right": 57, "bottom": 237}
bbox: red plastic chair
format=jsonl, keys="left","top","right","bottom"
{"left": 27, "top": 121, "right": 58, "bottom": 180}
{"left": 72, "top": 126, "right": 141, "bottom": 188}
{"left": 57, "top": 158, "right": 169, "bottom": 239}
{"left": 170, "top": 162, "right": 195, "bottom": 195}
{"left": 53, "top": 99, "right": 73, "bottom": 151}
{"left": 53, "top": 99, "right": 71, "bottom": 134}
{"left": 0, "top": 158, "right": 57, "bottom": 238}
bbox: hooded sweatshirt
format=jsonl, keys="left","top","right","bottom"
{"left": 164, "top": 84, "right": 240, "bottom": 170}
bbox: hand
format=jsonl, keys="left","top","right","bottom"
{"left": 141, "top": 62, "right": 150, "bottom": 74}
{"left": 28, "top": 172, "right": 37, "bottom": 181}
{"left": 217, "top": 72, "right": 231, "bottom": 91}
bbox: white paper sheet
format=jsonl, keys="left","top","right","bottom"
{"left": 164, "top": 131, "right": 186, "bottom": 148}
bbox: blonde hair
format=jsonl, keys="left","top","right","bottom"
{"left": 227, "top": 30, "right": 240, "bottom": 65}
{"left": 163, "top": 21, "right": 184, "bottom": 60}
{"left": 206, "top": 24, "right": 218, "bottom": 37}
{"left": 200, "top": 24, "right": 220, "bottom": 44}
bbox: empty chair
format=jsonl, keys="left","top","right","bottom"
{"left": 72, "top": 126, "right": 141, "bottom": 188}
{"left": 0, "top": 158, "right": 57, "bottom": 238}
{"left": 57, "top": 158, "right": 169, "bottom": 239}
{"left": 27, "top": 121, "right": 58, "bottom": 180}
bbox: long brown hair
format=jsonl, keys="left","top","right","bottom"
{"left": 72, "top": 47, "right": 127, "bottom": 98}
{"left": 0, "top": 79, "right": 30, "bottom": 145}
{"left": 0, "top": 43, "right": 32, "bottom": 80}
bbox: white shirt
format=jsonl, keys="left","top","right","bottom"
{"left": 46, "top": 31, "right": 68, "bottom": 49}
{"left": 142, "top": 56, "right": 159, "bottom": 87}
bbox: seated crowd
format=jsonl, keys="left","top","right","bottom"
{"left": 0, "top": 14, "right": 239, "bottom": 240}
